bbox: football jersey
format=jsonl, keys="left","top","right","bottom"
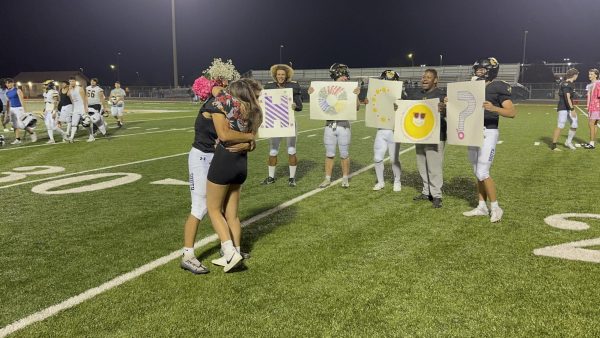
{"left": 70, "top": 86, "right": 85, "bottom": 109}
{"left": 44, "top": 89, "right": 59, "bottom": 111}
{"left": 557, "top": 81, "right": 574, "bottom": 111}
{"left": 110, "top": 88, "right": 126, "bottom": 99}
{"left": 263, "top": 81, "right": 303, "bottom": 111}
{"left": 484, "top": 80, "right": 512, "bottom": 129}
{"left": 86, "top": 85, "right": 104, "bottom": 105}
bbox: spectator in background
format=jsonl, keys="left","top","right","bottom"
{"left": 551, "top": 68, "right": 579, "bottom": 151}
{"left": 583, "top": 68, "right": 600, "bottom": 149}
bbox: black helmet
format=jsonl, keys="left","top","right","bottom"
{"left": 43, "top": 79, "right": 56, "bottom": 90}
{"left": 473, "top": 57, "right": 499, "bottom": 81}
{"left": 329, "top": 63, "right": 350, "bottom": 80}
{"left": 379, "top": 70, "right": 400, "bottom": 81}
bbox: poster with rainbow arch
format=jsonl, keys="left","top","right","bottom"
{"left": 309, "top": 81, "right": 358, "bottom": 121}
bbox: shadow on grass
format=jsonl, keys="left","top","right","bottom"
{"left": 399, "top": 170, "right": 477, "bottom": 205}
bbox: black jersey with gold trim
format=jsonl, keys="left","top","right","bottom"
{"left": 484, "top": 80, "right": 511, "bottom": 129}
{"left": 263, "top": 81, "right": 302, "bottom": 111}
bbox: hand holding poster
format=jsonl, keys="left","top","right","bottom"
{"left": 309, "top": 81, "right": 358, "bottom": 121}
{"left": 446, "top": 81, "right": 485, "bottom": 147}
{"left": 393, "top": 98, "right": 441, "bottom": 144}
{"left": 257, "top": 88, "right": 296, "bottom": 138}
{"left": 365, "top": 78, "right": 404, "bottom": 129}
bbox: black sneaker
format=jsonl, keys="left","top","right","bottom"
{"left": 413, "top": 193, "right": 432, "bottom": 201}
{"left": 432, "top": 197, "right": 443, "bottom": 208}
{"left": 288, "top": 177, "right": 297, "bottom": 187}
{"left": 582, "top": 143, "right": 595, "bottom": 149}
{"left": 261, "top": 176, "right": 275, "bottom": 185}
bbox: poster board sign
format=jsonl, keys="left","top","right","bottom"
{"left": 309, "top": 81, "right": 358, "bottom": 121}
{"left": 258, "top": 88, "right": 296, "bottom": 138}
{"left": 446, "top": 81, "right": 485, "bottom": 147}
{"left": 365, "top": 78, "right": 404, "bottom": 129}
{"left": 393, "top": 98, "right": 441, "bottom": 144}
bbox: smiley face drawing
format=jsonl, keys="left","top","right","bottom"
{"left": 402, "top": 103, "right": 436, "bottom": 141}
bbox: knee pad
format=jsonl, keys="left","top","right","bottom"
{"left": 339, "top": 144, "right": 350, "bottom": 159}
{"left": 475, "top": 166, "right": 490, "bottom": 181}
{"left": 269, "top": 148, "right": 279, "bottom": 157}
{"left": 287, "top": 146, "right": 296, "bottom": 155}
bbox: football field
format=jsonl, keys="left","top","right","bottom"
{"left": 1, "top": 101, "right": 600, "bottom": 337}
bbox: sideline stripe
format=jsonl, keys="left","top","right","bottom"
{"left": 0, "top": 146, "right": 414, "bottom": 337}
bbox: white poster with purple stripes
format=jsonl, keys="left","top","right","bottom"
{"left": 257, "top": 88, "right": 296, "bottom": 138}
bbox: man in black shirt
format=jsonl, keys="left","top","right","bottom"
{"left": 261, "top": 64, "right": 303, "bottom": 187}
{"left": 408, "top": 69, "right": 447, "bottom": 208}
{"left": 462, "top": 57, "right": 516, "bottom": 223}
{"left": 551, "top": 68, "right": 579, "bottom": 150}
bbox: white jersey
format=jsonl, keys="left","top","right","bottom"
{"left": 44, "top": 89, "right": 59, "bottom": 112}
{"left": 86, "top": 86, "right": 104, "bottom": 105}
{"left": 70, "top": 86, "right": 85, "bottom": 112}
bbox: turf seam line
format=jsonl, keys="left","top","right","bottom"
{"left": 0, "top": 144, "right": 412, "bottom": 337}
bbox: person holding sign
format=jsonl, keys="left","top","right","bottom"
{"left": 462, "top": 57, "right": 516, "bottom": 223}
{"left": 372, "top": 70, "right": 404, "bottom": 192}
{"left": 308, "top": 63, "right": 361, "bottom": 188}
{"left": 261, "top": 64, "right": 303, "bottom": 187}
{"left": 408, "top": 69, "right": 447, "bottom": 208}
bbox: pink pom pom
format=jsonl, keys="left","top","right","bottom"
{"left": 192, "top": 76, "right": 216, "bottom": 101}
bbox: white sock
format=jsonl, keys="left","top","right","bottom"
{"left": 325, "top": 175, "right": 331, "bottom": 181}
{"left": 490, "top": 201, "right": 499, "bottom": 209}
{"left": 590, "top": 141, "right": 595, "bottom": 146}
{"left": 47, "top": 130, "right": 54, "bottom": 141}
{"left": 182, "top": 247, "right": 195, "bottom": 259}
{"left": 268, "top": 166, "right": 276, "bottom": 178}
{"left": 289, "top": 165, "right": 297, "bottom": 178}
{"left": 69, "top": 126, "right": 77, "bottom": 139}
{"left": 98, "top": 124, "right": 107, "bottom": 135}
{"left": 221, "top": 240, "right": 235, "bottom": 256}
{"left": 235, "top": 246, "right": 241, "bottom": 253}
{"left": 66, "top": 124, "right": 71, "bottom": 136}
{"left": 374, "top": 161, "right": 384, "bottom": 184}
{"left": 478, "top": 200, "right": 488, "bottom": 209}
{"left": 567, "top": 130, "right": 576, "bottom": 143}
{"left": 391, "top": 162, "right": 401, "bottom": 183}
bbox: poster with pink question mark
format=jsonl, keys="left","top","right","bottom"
{"left": 446, "top": 81, "right": 485, "bottom": 147}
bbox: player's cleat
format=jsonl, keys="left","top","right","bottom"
{"left": 319, "top": 179, "right": 331, "bottom": 188}
{"left": 261, "top": 176, "right": 276, "bottom": 185}
{"left": 223, "top": 251, "right": 243, "bottom": 273}
{"left": 288, "top": 177, "right": 297, "bottom": 187}
{"left": 87, "top": 135, "right": 95, "bottom": 142}
{"left": 46, "top": 139, "right": 55, "bottom": 144}
{"left": 565, "top": 142, "right": 576, "bottom": 150}
{"left": 432, "top": 197, "right": 443, "bottom": 208}
{"left": 10, "top": 139, "right": 21, "bottom": 145}
{"left": 393, "top": 182, "right": 402, "bottom": 192}
{"left": 463, "top": 206, "right": 489, "bottom": 217}
{"left": 117, "top": 121, "right": 123, "bottom": 128}
{"left": 30, "top": 133, "right": 37, "bottom": 143}
{"left": 218, "top": 249, "right": 251, "bottom": 260}
{"left": 180, "top": 257, "right": 209, "bottom": 274}
{"left": 413, "top": 193, "right": 432, "bottom": 201}
{"left": 372, "top": 182, "right": 385, "bottom": 191}
{"left": 582, "top": 143, "right": 595, "bottom": 149}
{"left": 341, "top": 178, "right": 350, "bottom": 188}
{"left": 490, "top": 206, "right": 504, "bottom": 223}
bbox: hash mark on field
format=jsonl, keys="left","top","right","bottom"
{"left": 128, "top": 127, "right": 141, "bottom": 129}
{"left": 497, "top": 140, "right": 503, "bottom": 144}
{"left": 534, "top": 142, "right": 540, "bottom": 146}
{"left": 307, "top": 134, "right": 316, "bottom": 138}
{"left": 146, "top": 128, "right": 160, "bottom": 131}
{"left": 0, "top": 143, "right": 410, "bottom": 337}
{"left": 361, "top": 136, "right": 371, "bottom": 140}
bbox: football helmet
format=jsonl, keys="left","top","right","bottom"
{"left": 0, "top": 135, "right": 5, "bottom": 147}
{"left": 43, "top": 79, "right": 56, "bottom": 90}
{"left": 473, "top": 57, "right": 499, "bottom": 81}
{"left": 380, "top": 70, "right": 400, "bottom": 81}
{"left": 329, "top": 63, "right": 350, "bottom": 80}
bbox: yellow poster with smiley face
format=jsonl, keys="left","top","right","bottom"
{"left": 393, "top": 98, "right": 441, "bottom": 144}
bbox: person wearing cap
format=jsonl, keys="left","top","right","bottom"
{"left": 261, "top": 64, "right": 303, "bottom": 187}
{"left": 308, "top": 63, "right": 361, "bottom": 188}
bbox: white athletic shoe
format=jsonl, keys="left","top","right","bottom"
{"left": 463, "top": 206, "right": 489, "bottom": 217}
{"left": 372, "top": 182, "right": 385, "bottom": 191}
{"left": 393, "top": 182, "right": 402, "bottom": 192}
{"left": 319, "top": 179, "right": 331, "bottom": 188}
{"left": 341, "top": 178, "right": 350, "bottom": 188}
{"left": 46, "top": 139, "right": 55, "bottom": 144}
{"left": 30, "top": 133, "right": 37, "bottom": 143}
{"left": 87, "top": 135, "right": 96, "bottom": 142}
{"left": 3, "top": 128, "right": 8, "bottom": 132}
{"left": 223, "top": 251, "right": 243, "bottom": 273}
{"left": 180, "top": 257, "right": 209, "bottom": 274}
{"left": 565, "top": 142, "right": 576, "bottom": 150}
{"left": 10, "top": 139, "right": 21, "bottom": 145}
{"left": 490, "top": 207, "right": 504, "bottom": 223}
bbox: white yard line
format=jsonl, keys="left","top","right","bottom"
{"left": 534, "top": 142, "right": 540, "bottom": 146}
{"left": 307, "top": 134, "right": 316, "bottom": 138}
{"left": 575, "top": 106, "right": 589, "bottom": 117}
{"left": 0, "top": 144, "right": 414, "bottom": 337}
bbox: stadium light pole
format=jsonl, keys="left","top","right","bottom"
{"left": 439, "top": 54, "right": 443, "bottom": 66}
{"left": 521, "top": 30, "right": 528, "bottom": 83}
{"left": 171, "top": 0, "right": 179, "bottom": 88}
{"left": 279, "top": 44, "right": 284, "bottom": 64}
{"left": 408, "top": 53, "right": 414, "bottom": 67}
{"left": 116, "top": 51, "right": 122, "bottom": 82}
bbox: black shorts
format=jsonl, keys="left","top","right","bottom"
{"left": 207, "top": 144, "right": 248, "bottom": 185}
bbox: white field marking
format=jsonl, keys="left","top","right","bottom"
{"left": 361, "top": 136, "right": 371, "bottom": 140}
{"left": 0, "top": 145, "right": 415, "bottom": 336}
{"left": 31, "top": 173, "right": 142, "bottom": 195}
{"left": 307, "top": 134, "right": 316, "bottom": 138}
{"left": 544, "top": 213, "right": 600, "bottom": 231}
{"left": 497, "top": 140, "right": 503, "bottom": 144}
{"left": 534, "top": 142, "right": 540, "bottom": 146}
{"left": 150, "top": 178, "right": 189, "bottom": 186}
{"left": 128, "top": 127, "right": 141, "bottom": 129}
{"left": 576, "top": 106, "right": 589, "bottom": 117}
{"left": 575, "top": 143, "right": 582, "bottom": 148}
{"left": 145, "top": 128, "right": 160, "bottom": 131}
{"left": 132, "top": 109, "right": 184, "bottom": 114}
{"left": 534, "top": 214, "right": 600, "bottom": 263}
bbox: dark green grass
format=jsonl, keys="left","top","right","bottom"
{"left": 2, "top": 103, "right": 600, "bottom": 337}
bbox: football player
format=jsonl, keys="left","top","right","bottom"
{"left": 261, "top": 64, "right": 303, "bottom": 187}
{"left": 67, "top": 77, "right": 88, "bottom": 142}
{"left": 57, "top": 80, "right": 73, "bottom": 138}
{"left": 583, "top": 69, "right": 600, "bottom": 149}
{"left": 109, "top": 81, "right": 126, "bottom": 128}
{"left": 308, "top": 63, "right": 361, "bottom": 188}
{"left": 408, "top": 69, "right": 447, "bottom": 208}
{"left": 551, "top": 68, "right": 579, "bottom": 150}
{"left": 85, "top": 78, "right": 109, "bottom": 142}
{"left": 5, "top": 78, "right": 36, "bottom": 144}
{"left": 371, "top": 70, "right": 403, "bottom": 193}
{"left": 42, "top": 80, "right": 68, "bottom": 143}
{"left": 462, "top": 57, "right": 516, "bottom": 223}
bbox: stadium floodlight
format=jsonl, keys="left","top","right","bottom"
{"left": 110, "top": 65, "right": 116, "bottom": 70}
{"left": 16, "top": 81, "right": 22, "bottom": 86}
{"left": 27, "top": 81, "right": 32, "bottom": 87}
{"left": 407, "top": 53, "right": 414, "bottom": 67}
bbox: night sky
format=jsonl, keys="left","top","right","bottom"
{"left": 1, "top": 0, "right": 598, "bottom": 86}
